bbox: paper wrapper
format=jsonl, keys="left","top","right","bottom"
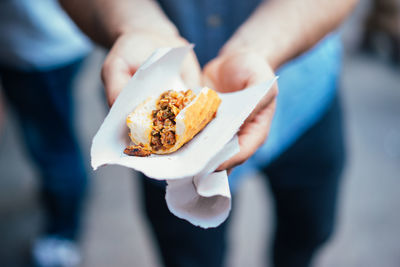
{"left": 91, "top": 46, "right": 277, "bottom": 228}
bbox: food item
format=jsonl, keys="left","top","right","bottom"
{"left": 123, "top": 145, "right": 152, "bottom": 157}
{"left": 124, "top": 88, "right": 221, "bottom": 156}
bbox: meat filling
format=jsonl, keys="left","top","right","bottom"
{"left": 124, "top": 145, "right": 151, "bottom": 157}
{"left": 150, "top": 89, "right": 195, "bottom": 151}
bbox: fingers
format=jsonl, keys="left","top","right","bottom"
{"left": 219, "top": 52, "right": 268, "bottom": 92}
{"left": 217, "top": 98, "right": 277, "bottom": 171}
{"left": 245, "top": 82, "right": 278, "bottom": 124}
{"left": 204, "top": 50, "right": 278, "bottom": 125}
{"left": 101, "top": 55, "right": 137, "bottom": 107}
{"left": 204, "top": 51, "right": 279, "bottom": 172}
{"left": 202, "top": 57, "right": 221, "bottom": 89}
{"left": 102, "top": 50, "right": 201, "bottom": 107}
{"left": 204, "top": 51, "right": 273, "bottom": 93}
{"left": 180, "top": 50, "right": 202, "bottom": 89}
{"left": 102, "top": 32, "right": 201, "bottom": 106}
{"left": 101, "top": 33, "right": 277, "bottom": 174}
{"left": 217, "top": 141, "right": 255, "bottom": 171}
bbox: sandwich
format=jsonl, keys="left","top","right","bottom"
{"left": 124, "top": 87, "right": 221, "bottom": 156}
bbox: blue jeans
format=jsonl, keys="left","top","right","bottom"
{"left": 0, "top": 59, "right": 88, "bottom": 240}
{"left": 141, "top": 95, "right": 345, "bottom": 267}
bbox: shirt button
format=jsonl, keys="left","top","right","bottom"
{"left": 207, "top": 14, "right": 222, "bottom": 28}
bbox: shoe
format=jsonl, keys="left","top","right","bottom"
{"left": 32, "top": 236, "right": 81, "bottom": 267}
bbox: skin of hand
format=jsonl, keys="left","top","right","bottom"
{"left": 203, "top": 50, "right": 278, "bottom": 172}
{"left": 201, "top": 0, "right": 358, "bottom": 173}
{"left": 101, "top": 30, "right": 201, "bottom": 106}
{"left": 61, "top": 0, "right": 357, "bottom": 172}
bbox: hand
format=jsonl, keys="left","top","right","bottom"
{"left": 203, "top": 50, "right": 278, "bottom": 172}
{"left": 101, "top": 30, "right": 201, "bottom": 106}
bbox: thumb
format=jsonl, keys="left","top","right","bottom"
{"left": 101, "top": 56, "right": 137, "bottom": 107}
{"left": 216, "top": 52, "right": 271, "bottom": 92}
{"left": 215, "top": 52, "right": 278, "bottom": 122}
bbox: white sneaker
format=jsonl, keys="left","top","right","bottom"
{"left": 32, "top": 236, "right": 81, "bottom": 267}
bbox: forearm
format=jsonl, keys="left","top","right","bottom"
{"left": 60, "top": 0, "right": 179, "bottom": 48}
{"left": 222, "top": 0, "right": 358, "bottom": 69}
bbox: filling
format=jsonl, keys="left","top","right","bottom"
{"left": 150, "top": 89, "right": 196, "bottom": 151}
{"left": 124, "top": 145, "right": 152, "bottom": 157}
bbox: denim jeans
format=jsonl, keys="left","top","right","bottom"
{"left": 140, "top": 95, "right": 345, "bottom": 267}
{"left": 0, "top": 59, "right": 88, "bottom": 240}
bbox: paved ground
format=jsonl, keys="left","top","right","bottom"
{"left": 1, "top": 2, "right": 400, "bottom": 267}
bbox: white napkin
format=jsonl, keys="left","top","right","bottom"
{"left": 91, "top": 46, "right": 277, "bottom": 228}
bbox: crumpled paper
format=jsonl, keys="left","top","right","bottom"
{"left": 91, "top": 45, "right": 277, "bottom": 228}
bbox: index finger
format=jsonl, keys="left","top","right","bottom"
{"left": 101, "top": 55, "right": 138, "bottom": 107}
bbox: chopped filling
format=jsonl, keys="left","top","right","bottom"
{"left": 150, "top": 90, "right": 195, "bottom": 151}
{"left": 124, "top": 145, "right": 151, "bottom": 157}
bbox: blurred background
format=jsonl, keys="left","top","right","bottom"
{"left": 0, "top": 1, "right": 399, "bottom": 267}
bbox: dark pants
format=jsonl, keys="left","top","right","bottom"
{"left": 263, "top": 95, "right": 345, "bottom": 267}
{"left": 0, "top": 59, "right": 88, "bottom": 240}
{"left": 141, "top": 95, "right": 345, "bottom": 267}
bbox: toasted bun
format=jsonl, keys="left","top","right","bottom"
{"left": 126, "top": 87, "right": 221, "bottom": 154}
{"left": 126, "top": 97, "right": 156, "bottom": 151}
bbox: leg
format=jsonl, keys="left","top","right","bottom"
{"left": 0, "top": 59, "right": 87, "bottom": 240}
{"left": 262, "top": 96, "right": 345, "bottom": 267}
{"left": 141, "top": 177, "right": 229, "bottom": 267}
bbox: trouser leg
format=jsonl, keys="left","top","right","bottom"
{"left": 0, "top": 60, "right": 88, "bottom": 240}
{"left": 140, "top": 177, "right": 229, "bottom": 267}
{"left": 262, "top": 96, "right": 345, "bottom": 267}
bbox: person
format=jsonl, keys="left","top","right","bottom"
{"left": 361, "top": 0, "right": 400, "bottom": 64}
{"left": 0, "top": 1, "right": 92, "bottom": 266}
{"left": 61, "top": 0, "right": 357, "bottom": 266}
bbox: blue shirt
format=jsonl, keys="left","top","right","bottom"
{"left": 0, "top": 0, "right": 92, "bottom": 70}
{"left": 157, "top": 0, "right": 343, "bottom": 190}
